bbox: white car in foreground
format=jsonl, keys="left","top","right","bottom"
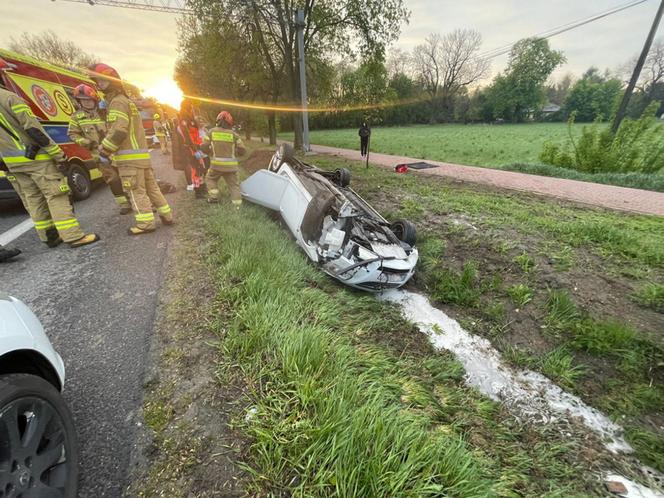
{"left": 0, "top": 293, "right": 78, "bottom": 498}
{"left": 241, "top": 145, "right": 419, "bottom": 291}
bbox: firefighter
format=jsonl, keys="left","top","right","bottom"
{"left": 0, "top": 60, "right": 99, "bottom": 248}
{"left": 68, "top": 83, "right": 131, "bottom": 215}
{"left": 153, "top": 113, "right": 169, "bottom": 155}
{"left": 90, "top": 63, "right": 173, "bottom": 235}
{"left": 203, "top": 111, "right": 246, "bottom": 207}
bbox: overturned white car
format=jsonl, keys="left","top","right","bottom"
{"left": 241, "top": 145, "right": 419, "bottom": 291}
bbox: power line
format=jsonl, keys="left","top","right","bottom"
{"left": 477, "top": 0, "right": 651, "bottom": 61}
{"left": 51, "top": 0, "right": 192, "bottom": 14}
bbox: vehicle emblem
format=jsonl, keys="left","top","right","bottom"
{"left": 31, "top": 84, "right": 57, "bottom": 117}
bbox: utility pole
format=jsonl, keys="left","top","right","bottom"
{"left": 612, "top": 0, "right": 664, "bottom": 133}
{"left": 295, "top": 8, "right": 310, "bottom": 152}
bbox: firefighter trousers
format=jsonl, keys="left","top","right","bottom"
{"left": 206, "top": 168, "right": 241, "bottom": 205}
{"left": 99, "top": 160, "right": 130, "bottom": 209}
{"left": 156, "top": 135, "right": 169, "bottom": 154}
{"left": 9, "top": 161, "right": 85, "bottom": 243}
{"left": 5, "top": 172, "right": 27, "bottom": 206}
{"left": 119, "top": 165, "right": 172, "bottom": 230}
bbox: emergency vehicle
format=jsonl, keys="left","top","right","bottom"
{"left": 0, "top": 49, "right": 103, "bottom": 201}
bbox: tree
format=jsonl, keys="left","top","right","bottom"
{"left": 411, "top": 29, "right": 488, "bottom": 122}
{"left": 563, "top": 68, "right": 622, "bottom": 121}
{"left": 386, "top": 47, "right": 410, "bottom": 78}
{"left": 9, "top": 30, "right": 97, "bottom": 68}
{"left": 622, "top": 38, "right": 664, "bottom": 99}
{"left": 546, "top": 73, "right": 574, "bottom": 107}
{"left": 185, "top": 0, "right": 409, "bottom": 149}
{"left": 486, "top": 38, "right": 565, "bottom": 122}
{"left": 175, "top": 12, "right": 283, "bottom": 142}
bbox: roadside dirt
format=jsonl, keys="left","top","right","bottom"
{"left": 242, "top": 149, "right": 274, "bottom": 175}
{"left": 126, "top": 199, "right": 249, "bottom": 498}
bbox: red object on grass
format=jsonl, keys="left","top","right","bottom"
{"left": 395, "top": 164, "right": 409, "bottom": 174}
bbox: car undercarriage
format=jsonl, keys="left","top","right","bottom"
{"left": 241, "top": 145, "right": 418, "bottom": 291}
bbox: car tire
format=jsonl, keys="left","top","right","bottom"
{"left": 279, "top": 143, "right": 296, "bottom": 163}
{"left": 334, "top": 168, "right": 351, "bottom": 187}
{"left": 0, "top": 374, "right": 79, "bottom": 498}
{"left": 67, "top": 163, "right": 92, "bottom": 201}
{"left": 391, "top": 219, "right": 417, "bottom": 246}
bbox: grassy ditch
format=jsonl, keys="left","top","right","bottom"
{"left": 308, "top": 153, "right": 664, "bottom": 474}
{"left": 192, "top": 155, "right": 628, "bottom": 496}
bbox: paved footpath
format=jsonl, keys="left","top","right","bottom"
{"left": 307, "top": 143, "right": 664, "bottom": 217}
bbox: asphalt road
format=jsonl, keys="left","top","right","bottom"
{"left": 0, "top": 151, "right": 183, "bottom": 497}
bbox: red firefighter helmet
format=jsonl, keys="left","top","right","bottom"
{"left": 89, "top": 63, "right": 121, "bottom": 82}
{"left": 216, "top": 111, "right": 234, "bottom": 127}
{"left": 73, "top": 84, "right": 100, "bottom": 102}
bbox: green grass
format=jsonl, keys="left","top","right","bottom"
{"left": 289, "top": 123, "right": 584, "bottom": 167}
{"left": 569, "top": 319, "right": 636, "bottom": 355}
{"left": 197, "top": 194, "right": 599, "bottom": 496}
{"left": 513, "top": 252, "right": 536, "bottom": 273}
{"left": 539, "top": 347, "right": 586, "bottom": 389}
{"left": 428, "top": 262, "right": 483, "bottom": 307}
{"left": 507, "top": 284, "right": 533, "bottom": 308}
{"left": 633, "top": 282, "right": 664, "bottom": 311}
{"left": 545, "top": 290, "right": 581, "bottom": 332}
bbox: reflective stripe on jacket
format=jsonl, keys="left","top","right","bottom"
{"left": 68, "top": 110, "right": 106, "bottom": 149}
{"left": 101, "top": 91, "right": 151, "bottom": 168}
{"left": 206, "top": 127, "right": 244, "bottom": 170}
{"left": 0, "top": 87, "right": 64, "bottom": 169}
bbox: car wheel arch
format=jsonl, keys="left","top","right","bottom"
{"left": 0, "top": 349, "right": 62, "bottom": 391}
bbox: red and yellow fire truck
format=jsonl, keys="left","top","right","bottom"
{"left": 0, "top": 49, "right": 103, "bottom": 201}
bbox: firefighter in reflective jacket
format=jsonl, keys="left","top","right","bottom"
{"left": 90, "top": 63, "right": 173, "bottom": 235}
{"left": 153, "top": 113, "right": 169, "bottom": 155}
{"left": 68, "top": 83, "right": 131, "bottom": 215}
{"left": 204, "top": 111, "right": 245, "bottom": 206}
{"left": 0, "top": 59, "right": 99, "bottom": 247}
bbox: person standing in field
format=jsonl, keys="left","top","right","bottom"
{"left": 359, "top": 122, "right": 371, "bottom": 157}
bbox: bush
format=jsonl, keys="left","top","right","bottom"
{"left": 539, "top": 102, "right": 664, "bottom": 174}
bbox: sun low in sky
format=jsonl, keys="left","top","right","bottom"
{"left": 143, "top": 79, "right": 183, "bottom": 110}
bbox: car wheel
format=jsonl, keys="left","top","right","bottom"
{"left": 390, "top": 219, "right": 417, "bottom": 246}
{"left": 67, "top": 164, "right": 92, "bottom": 201}
{"left": 333, "top": 168, "right": 351, "bottom": 187}
{"left": 0, "top": 374, "right": 79, "bottom": 498}
{"left": 279, "top": 143, "right": 295, "bottom": 163}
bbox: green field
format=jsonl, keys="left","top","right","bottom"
{"left": 294, "top": 123, "right": 586, "bottom": 168}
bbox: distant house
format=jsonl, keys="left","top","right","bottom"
{"left": 542, "top": 103, "right": 561, "bottom": 114}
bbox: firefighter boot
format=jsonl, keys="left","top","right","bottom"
{"left": 45, "top": 227, "right": 63, "bottom": 248}
{"left": 0, "top": 246, "right": 21, "bottom": 263}
{"left": 127, "top": 226, "right": 156, "bottom": 236}
{"left": 69, "top": 233, "right": 100, "bottom": 248}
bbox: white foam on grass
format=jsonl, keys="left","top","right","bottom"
{"left": 381, "top": 288, "right": 632, "bottom": 453}
{"left": 605, "top": 475, "right": 664, "bottom": 498}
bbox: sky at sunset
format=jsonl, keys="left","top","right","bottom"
{"left": 0, "top": 0, "right": 660, "bottom": 106}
